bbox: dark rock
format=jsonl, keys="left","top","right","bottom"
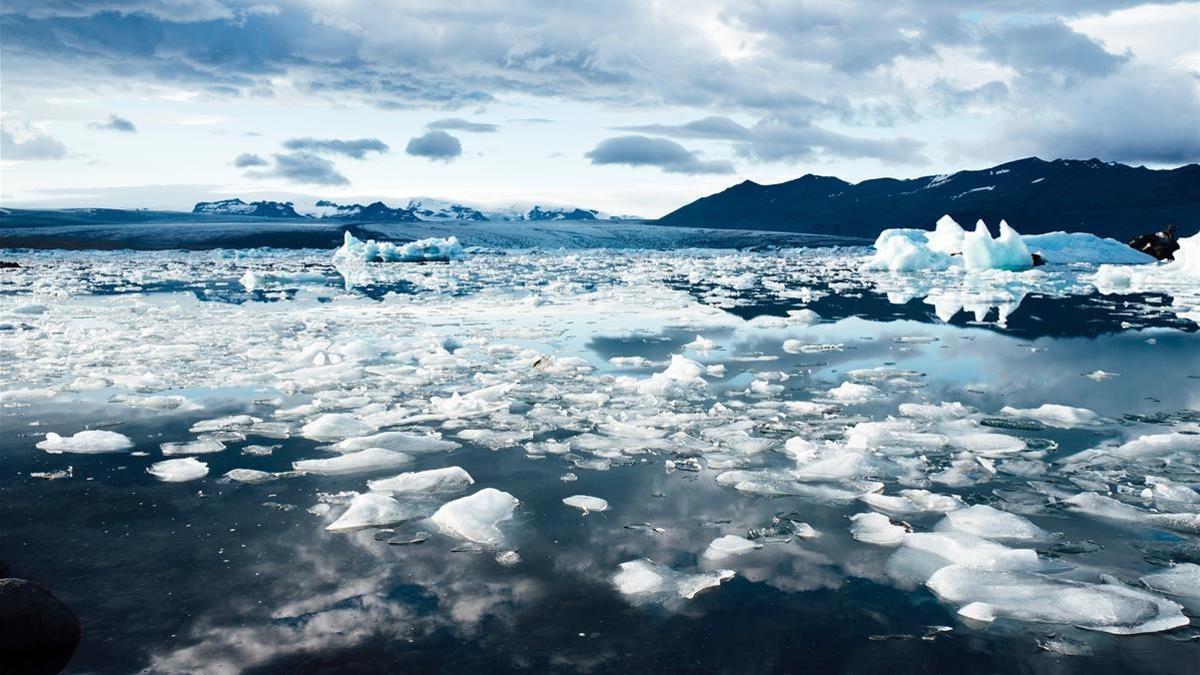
{"left": 0, "top": 261, "right": 20, "bottom": 269}
{"left": 0, "top": 578, "right": 81, "bottom": 675}
{"left": 1030, "top": 252, "right": 1046, "bottom": 267}
{"left": 1128, "top": 223, "right": 1180, "bottom": 261}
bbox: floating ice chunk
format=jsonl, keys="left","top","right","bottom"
{"left": 612, "top": 559, "right": 734, "bottom": 600}
{"left": 160, "top": 439, "right": 225, "bottom": 456}
{"left": 703, "top": 534, "right": 761, "bottom": 558}
{"left": 368, "top": 466, "right": 474, "bottom": 493}
{"left": 326, "top": 492, "right": 419, "bottom": 531}
{"left": 334, "top": 231, "right": 465, "bottom": 263}
{"left": 1143, "top": 476, "right": 1200, "bottom": 505}
{"left": 683, "top": 335, "right": 716, "bottom": 352}
{"left": 826, "top": 382, "right": 882, "bottom": 403}
{"left": 189, "top": 415, "right": 260, "bottom": 433}
{"left": 148, "top": 457, "right": 209, "bottom": 482}
{"left": 300, "top": 413, "right": 376, "bottom": 441}
{"left": 934, "top": 505, "right": 1050, "bottom": 541}
{"left": 898, "top": 401, "right": 973, "bottom": 421}
{"left": 562, "top": 494, "right": 609, "bottom": 514}
{"left": 332, "top": 431, "right": 459, "bottom": 455}
{"left": 628, "top": 354, "right": 707, "bottom": 397}
{"left": 223, "top": 468, "right": 282, "bottom": 484}
{"left": 1140, "top": 563, "right": 1200, "bottom": 598}
{"left": 850, "top": 512, "right": 906, "bottom": 546}
{"left": 927, "top": 214, "right": 966, "bottom": 254}
{"left": 926, "top": 565, "right": 1189, "bottom": 634}
{"left": 1064, "top": 492, "right": 1143, "bottom": 522}
{"left": 1107, "top": 432, "right": 1200, "bottom": 460}
{"left": 430, "top": 488, "right": 519, "bottom": 546}
{"left": 37, "top": 430, "right": 134, "bottom": 454}
{"left": 860, "top": 490, "right": 963, "bottom": 516}
{"left": 962, "top": 220, "right": 1032, "bottom": 271}
{"left": 1084, "top": 370, "right": 1119, "bottom": 382}
{"left": 903, "top": 532, "right": 1040, "bottom": 571}
{"left": 1000, "top": 404, "right": 1099, "bottom": 428}
{"left": 1024, "top": 232, "right": 1155, "bottom": 264}
{"left": 292, "top": 448, "right": 412, "bottom": 475}
{"left": 845, "top": 420, "right": 947, "bottom": 454}
{"left": 949, "top": 432, "right": 1025, "bottom": 456}
{"left": 430, "top": 383, "right": 514, "bottom": 418}
{"left": 863, "top": 232, "right": 952, "bottom": 272}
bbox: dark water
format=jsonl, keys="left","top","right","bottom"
{"left": 1, "top": 246, "right": 1198, "bottom": 674}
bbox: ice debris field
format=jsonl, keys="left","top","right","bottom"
{"left": 2, "top": 218, "right": 1199, "bottom": 670}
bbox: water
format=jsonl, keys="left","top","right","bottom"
{"left": 1, "top": 242, "right": 1198, "bottom": 673}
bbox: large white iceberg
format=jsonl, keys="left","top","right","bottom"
{"left": 430, "top": 487, "right": 519, "bottom": 546}
{"left": 961, "top": 220, "right": 1032, "bottom": 271}
{"left": 334, "top": 231, "right": 465, "bottom": 263}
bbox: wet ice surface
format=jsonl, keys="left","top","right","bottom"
{"left": 2, "top": 242, "right": 1199, "bottom": 673}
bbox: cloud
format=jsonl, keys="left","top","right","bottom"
{"left": 233, "top": 152, "right": 268, "bottom": 168}
{"left": 427, "top": 118, "right": 498, "bottom": 133}
{"left": 585, "top": 135, "right": 735, "bottom": 174}
{"left": 979, "top": 20, "right": 1130, "bottom": 79}
{"left": 246, "top": 152, "right": 348, "bottom": 185}
{"left": 405, "top": 130, "right": 462, "bottom": 161}
{"left": 281, "top": 137, "right": 389, "bottom": 159}
{"left": 88, "top": 113, "right": 137, "bottom": 132}
{"left": 1, "top": 126, "right": 67, "bottom": 160}
{"left": 619, "top": 115, "right": 928, "bottom": 164}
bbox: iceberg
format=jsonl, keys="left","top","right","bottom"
{"left": 961, "top": 220, "right": 1032, "bottom": 271}
{"left": 702, "top": 534, "right": 761, "bottom": 558}
{"left": 148, "top": 457, "right": 209, "bottom": 482}
{"left": 326, "top": 492, "right": 420, "bottom": 531}
{"left": 333, "top": 231, "right": 465, "bottom": 263}
{"left": 1024, "top": 232, "right": 1155, "bottom": 264}
{"left": 999, "top": 404, "right": 1099, "bottom": 428}
{"left": 850, "top": 512, "right": 906, "bottom": 545}
{"left": 367, "top": 466, "right": 474, "bottom": 493}
{"left": 292, "top": 448, "right": 413, "bottom": 475}
{"left": 37, "top": 430, "right": 134, "bottom": 454}
{"left": 299, "top": 413, "right": 376, "bottom": 441}
{"left": 430, "top": 488, "right": 519, "bottom": 546}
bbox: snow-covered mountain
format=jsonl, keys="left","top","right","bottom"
{"left": 192, "top": 196, "right": 639, "bottom": 222}
{"left": 192, "top": 198, "right": 301, "bottom": 218}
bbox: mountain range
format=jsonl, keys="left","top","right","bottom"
{"left": 660, "top": 157, "right": 1200, "bottom": 240}
{"left": 190, "top": 197, "right": 629, "bottom": 223}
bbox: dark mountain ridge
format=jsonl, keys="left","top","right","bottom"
{"left": 659, "top": 157, "right": 1200, "bottom": 240}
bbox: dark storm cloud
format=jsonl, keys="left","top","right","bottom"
{"left": 88, "top": 114, "right": 137, "bottom": 132}
{"left": 405, "top": 130, "right": 462, "bottom": 161}
{"left": 1, "top": 126, "right": 68, "bottom": 160}
{"left": 979, "top": 20, "right": 1130, "bottom": 79}
{"left": 233, "top": 152, "right": 268, "bottom": 167}
{"left": 585, "top": 136, "right": 735, "bottom": 175}
{"left": 281, "top": 137, "right": 389, "bottom": 159}
{"left": 427, "top": 118, "right": 498, "bottom": 133}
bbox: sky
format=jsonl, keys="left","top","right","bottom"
{"left": 1, "top": 1, "right": 1198, "bottom": 217}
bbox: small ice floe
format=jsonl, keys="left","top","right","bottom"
{"left": 901, "top": 532, "right": 1041, "bottom": 571}
{"left": 430, "top": 488, "right": 519, "bottom": 546}
{"left": 826, "top": 382, "right": 882, "bottom": 403}
{"left": 223, "top": 468, "right": 285, "bottom": 484}
{"left": 1065, "top": 492, "right": 1200, "bottom": 534}
{"left": 612, "top": 559, "right": 734, "bottom": 601}
{"left": 333, "top": 231, "right": 465, "bottom": 263}
{"left": 147, "top": 457, "right": 209, "bottom": 482}
{"left": 999, "top": 404, "right": 1099, "bottom": 429}
{"left": 495, "top": 550, "right": 521, "bottom": 566}
{"left": 367, "top": 466, "right": 475, "bottom": 494}
{"left": 160, "top": 439, "right": 225, "bottom": 456}
{"left": 1084, "top": 370, "right": 1119, "bottom": 382}
{"left": 37, "top": 430, "right": 133, "bottom": 454}
{"left": 189, "top": 415, "right": 259, "bottom": 433}
{"left": 332, "top": 431, "right": 459, "bottom": 454}
{"left": 702, "top": 535, "right": 761, "bottom": 559}
{"left": 430, "top": 383, "right": 514, "bottom": 418}
{"left": 239, "top": 270, "right": 326, "bottom": 291}
{"left": 683, "top": 335, "right": 717, "bottom": 352}
{"left": 31, "top": 466, "right": 73, "bottom": 480}
{"left": 327, "top": 492, "right": 420, "bottom": 531}
{"left": 299, "top": 413, "right": 376, "bottom": 441}
{"left": 932, "top": 505, "right": 1051, "bottom": 541}
{"left": 926, "top": 565, "right": 1189, "bottom": 634}
{"left": 562, "top": 494, "right": 609, "bottom": 514}
{"left": 292, "top": 448, "right": 413, "bottom": 475}
{"left": 859, "top": 489, "right": 964, "bottom": 516}
{"left": 850, "top": 512, "right": 907, "bottom": 546}
{"left": 897, "top": 401, "right": 974, "bottom": 421}
{"left": 624, "top": 354, "right": 708, "bottom": 397}
{"left": 1140, "top": 563, "right": 1200, "bottom": 599}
